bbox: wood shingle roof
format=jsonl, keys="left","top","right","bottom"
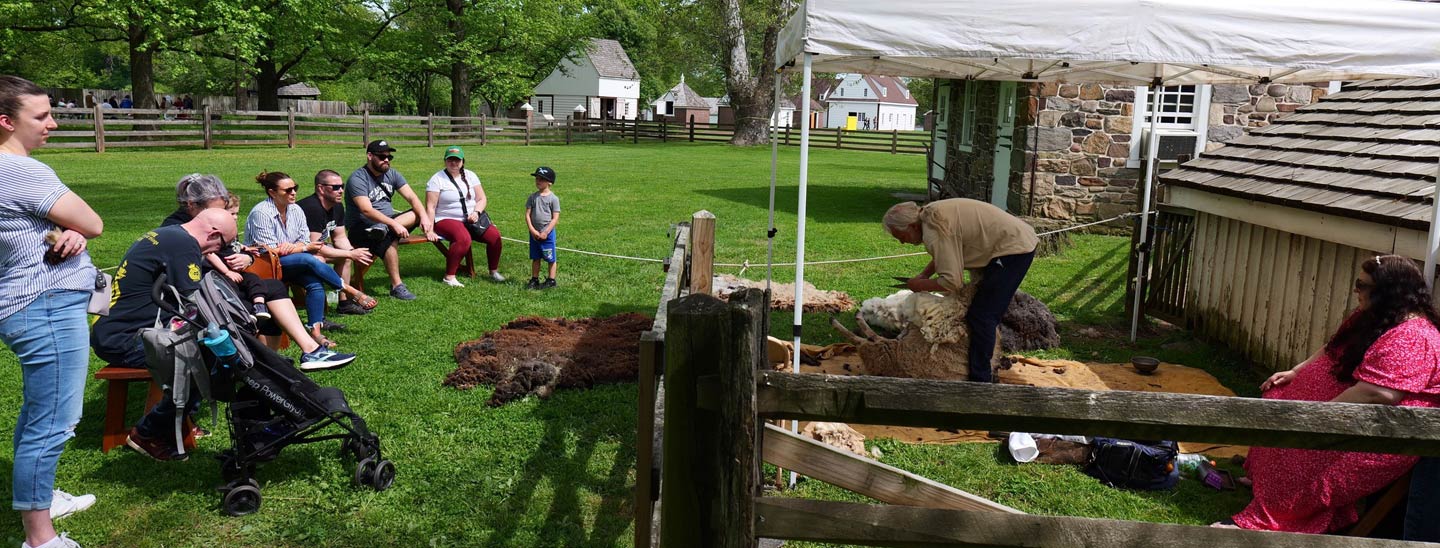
{"left": 1162, "top": 79, "right": 1440, "bottom": 231}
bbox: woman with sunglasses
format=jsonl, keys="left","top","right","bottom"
{"left": 1216, "top": 255, "right": 1440, "bottom": 533}
{"left": 245, "top": 171, "right": 376, "bottom": 348}
{"left": 0, "top": 75, "right": 102, "bottom": 548}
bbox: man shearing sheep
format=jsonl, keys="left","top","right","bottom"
{"left": 883, "top": 198, "right": 1038, "bottom": 383}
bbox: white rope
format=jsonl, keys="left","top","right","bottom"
{"left": 490, "top": 212, "right": 1145, "bottom": 268}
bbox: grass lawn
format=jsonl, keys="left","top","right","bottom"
{"left": 0, "top": 142, "right": 1260, "bottom": 547}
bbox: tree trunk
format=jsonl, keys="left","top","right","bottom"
{"left": 717, "top": 0, "right": 793, "bottom": 146}
{"left": 255, "top": 54, "right": 282, "bottom": 113}
{"left": 447, "top": 0, "right": 471, "bottom": 119}
{"left": 128, "top": 22, "right": 154, "bottom": 112}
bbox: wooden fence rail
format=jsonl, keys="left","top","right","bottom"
{"left": 635, "top": 222, "right": 693, "bottom": 548}
{"left": 46, "top": 107, "right": 928, "bottom": 155}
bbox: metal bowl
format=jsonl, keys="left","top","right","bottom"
{"left": 1131, "top": 356, "right": 1160, "bottom": 375}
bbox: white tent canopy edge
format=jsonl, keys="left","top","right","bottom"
{"left": 765, "top": 0, "right": 1440, "bottom": 372}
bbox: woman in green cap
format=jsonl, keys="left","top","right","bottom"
{"left": 425, "top": 145, "right": 503, "bottom": 286}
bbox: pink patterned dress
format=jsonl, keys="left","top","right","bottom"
{"left": 1233, "top": 317, "right": 1440, "bottom": 533}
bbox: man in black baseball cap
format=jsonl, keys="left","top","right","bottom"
{"left": 343, "top": 139, "right": 436, "bottom": 301}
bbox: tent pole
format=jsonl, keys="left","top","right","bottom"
{"left": 1129, "top": 78, "right": 1162, "bottom": 342}
{"left": 789, "top": 52, "right": 814, "bottom": 489}
{"left": 767, "top": 70, "right": 782, "bottom": 291}
{"left": 1425, "top": 157, "right": 1440, "bottom": 289}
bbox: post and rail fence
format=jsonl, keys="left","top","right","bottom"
{"left": 46, "top": 107, "right": 930, "bottom": 155}
{"left": 636, "top": 208, "right": 1440, "bottom": 548}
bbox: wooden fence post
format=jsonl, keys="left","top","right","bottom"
{"left": 565, "top": 116, "right": 572, "bottom": 145}
{"left": 662, "top": 120, "right": 668, "bottom": 143}
{"left": 525, "top": 116, "right": 532, "bottom": 146}
{"left": 660, "top": 289, "right": 764, "bottom": 548}
{"left": 836, "top": 126, "right": 843, "bottom": 149}
{"left": 362, "top": 107, "right": 370, "bottom": 148}
{"left": 202, "top": 105, "right": 213, "bottom": 150}
{"left": 427, "top": 113, "right": 435, "bottom": 147}
{"left": 287, "top": 107, "right": 296, "bottom": 148}
{"left": 480, "top": 114, "right": 487, "bottom": 146}
{"left": 689, "top": 210, "right": 715, "bottom": 296}
{"left": 688, "top": 119, "right": 695, "bottom": 142}
{"left": 891, "top": 128, "right": 898, "bottom": 154}
{"left": 784, "top": 125, "right": 790, "bottom": 146}
{"left": 92, "top": 103, "right": 105, "bottom": 153}
{"left": 633, "top": 120, "right": 639, "bottom": 144}
{"left": 600, "top": 118, "right": 607, "bottom": 144}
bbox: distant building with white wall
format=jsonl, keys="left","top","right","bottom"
{"left": 530, "top": 38, "right": 641, "bottom": 120}
{"left": 819, "top": 74, "right": 917, "bottom": 130}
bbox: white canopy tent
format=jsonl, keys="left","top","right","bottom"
{"left": 764, "top": 0, "right": 1440, "bottom": 372}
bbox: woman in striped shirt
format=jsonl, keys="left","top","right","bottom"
{"left": 0, "top": 75, "right": 103, "bottom": 548}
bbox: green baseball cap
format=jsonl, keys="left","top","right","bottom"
{"left": 443, "top": 146, "right": 464, "bottom": 160}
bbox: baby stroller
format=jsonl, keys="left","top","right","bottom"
{"left": 146, "top": 269, "right": 394, "bottom": 516}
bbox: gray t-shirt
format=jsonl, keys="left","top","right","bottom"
{"left": 0, "top": 155, "right": 96, "bottom": 321}
{"left": 344, "top": 166, "right": 408, "bottom": 231}
{"left": 525, "top": 191, "right": 561, "bottom": 231}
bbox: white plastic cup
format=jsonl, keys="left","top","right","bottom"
{"left": 1008, "top": 432, "right": 1040, "bottom": 463}
{"left": 326, "top": 290, "right": 339, "bottom": 307}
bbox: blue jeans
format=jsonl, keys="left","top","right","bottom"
{"left": 0, "top": 289, "right": 90, "bottom": 511}
{"left": 279, "top": 253, "right": 345, "bottom": 326}
{"left": 965, "top": 251, "right": 1035, "bottom": 383}
{"left": 1406, "top": 457, "right": 1440, "bottom": 541}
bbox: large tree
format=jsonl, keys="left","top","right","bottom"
{"left": 712, "top": 0, "right": 794, "bottom": 145}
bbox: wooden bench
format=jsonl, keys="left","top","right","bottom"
{"left": 93, "top": 367, "right": 165, "bottom": 453}
{"left": 399, "top": 235, "right": 475, "bottom": 278}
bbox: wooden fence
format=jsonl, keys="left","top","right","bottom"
{"left": 639, "top": 234, "right": 1440, "bottom": 547}
{"left": 46, "top": 106, "right": 929, "bottom": 155}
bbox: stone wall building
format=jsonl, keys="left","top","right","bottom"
{"left": 930, "top": 80, "right": 1331, "bottom": 220}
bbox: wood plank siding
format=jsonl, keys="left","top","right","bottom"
{"left": 1183, "top": 212, "right": 1370, "bottom": 372}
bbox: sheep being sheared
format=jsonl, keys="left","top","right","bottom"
{"left": 858, "top": 288, "right": 1059, "bottom": 352}
{"left": 833, "top": 284, "right": 1000, "bottom": 380}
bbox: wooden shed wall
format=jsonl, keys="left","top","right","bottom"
{"left": 1184, "top": 212, "right": 1371, "bottom": 372}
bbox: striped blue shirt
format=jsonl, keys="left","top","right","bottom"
{"left": 0, "top": 154, "right": 96, "bottom": 321}
{"left": 244, "top": 198, "right": 310, "bottom": 247}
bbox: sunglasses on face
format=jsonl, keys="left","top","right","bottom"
{"left": 323, "top": 184, "right": 344, "bottom": 191}
{"left": 374, "top": 154, "right": 393, "bottom": 161}
{"left": 276, "top": 186, "right": 298, "bottom": 194}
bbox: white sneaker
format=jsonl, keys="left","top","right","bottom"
{"left": 23, "top": 532, "right": 82, "bottom": 548}
{"left": 490, "top": 271, "right": 506, "bottom": 282}
{"left": 49, "top": 490, "right": 95, "bottom": 521}
{"left": 442, "top": 277, "right": 465, "bottom": 288}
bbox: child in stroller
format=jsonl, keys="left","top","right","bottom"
{"left": 146, "top": 268, "right": 394, "bottom": 516}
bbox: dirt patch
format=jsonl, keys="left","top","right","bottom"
{"left": 444, "top": 314, "right": 653, "bottom": 406}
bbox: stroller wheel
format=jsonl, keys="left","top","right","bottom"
{"left": 370, "top": 460, "right": 396, "bottom": 491}
{"left": 354, "top": 458, "right": 376, "bottom": 487}
{"left": 222, "top": 484, "right": 262, "bottom": 517}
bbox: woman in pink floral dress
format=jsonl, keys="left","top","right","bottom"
{"left": 1220, "top": 255, "right": 1440, "bottom": 533}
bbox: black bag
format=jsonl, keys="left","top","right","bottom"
{"left": 1083, "top": 438, "right": 1180, "bottom": 490}
{"left": 444, "top": 170, "right": 491, "bottom": 237}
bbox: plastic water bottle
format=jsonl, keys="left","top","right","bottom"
{"left": 326, "top": 290, "right": 339, "bottom": 307}
{"left": 201, "top": 325, "right": 241, "bottom": 369}
{"left": 1176, "top": 454, "right": 1214, "bottom": 478}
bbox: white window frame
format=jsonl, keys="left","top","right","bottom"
{"left": 958, "top": 81, "right": 978, "bottom": 152}
{"left": 1127, "top": 84, "right": 1212, "bottom": 168}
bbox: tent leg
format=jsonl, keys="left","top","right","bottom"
{"left": 1129, "top": 82, "right": 1162, "bottom": 342}
{"left": 789, "top": 52, "right": 814, "bottom": 489}
{"left": 767, "top": 70, "right": 782, "bottom": 290}
{"left": 1425, "top": 157, "right": 1440, "bottom": 289}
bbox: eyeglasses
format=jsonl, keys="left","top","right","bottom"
{"left": 1355, "top": 279, "right": 1375, "bottom": 291}
{"left": 374, "top": 154, "right": 394, "bottom": 161}
{"left": 276, "top": 186, "right": 298, "bottom": 194}
{"left": 323, "top": 184, "right": 344, "bottom": 191}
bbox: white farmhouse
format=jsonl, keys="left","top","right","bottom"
{"left": 530, "top": 38, "right": 641, "bottom": 120}
{"left": 820, "top": 74, "right": 917, "bottom": 131}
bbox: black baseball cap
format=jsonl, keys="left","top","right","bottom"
{"left": 531, "top": 166, "right": 556, "bottom": 183}
{"left": 366, "top": 140, "right": 396, "bottom": 154}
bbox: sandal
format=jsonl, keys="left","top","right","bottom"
{"left": 309, "top": 326, "right": 338, "bottom": 349}
{"left": 354, "top": 294, "right": 378, "bottom": 310}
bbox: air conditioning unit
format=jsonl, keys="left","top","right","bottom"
{"left": 1140, "top": 128, "right": 1200, "bottom": 163}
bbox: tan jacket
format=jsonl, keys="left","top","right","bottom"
{"left": 920, "top": 198, "right": 1039, "bottom": 292}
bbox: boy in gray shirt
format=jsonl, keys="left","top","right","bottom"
{"left": 524, "top": 166, "right": 561, "bottom": 289}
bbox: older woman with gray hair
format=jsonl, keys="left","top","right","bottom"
{"left": 882, "top": 198, "right": 1038, "bottom": 383}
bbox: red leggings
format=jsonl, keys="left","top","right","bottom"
{"left": 433, "top": 219, "right": 502, "bottom": 276}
